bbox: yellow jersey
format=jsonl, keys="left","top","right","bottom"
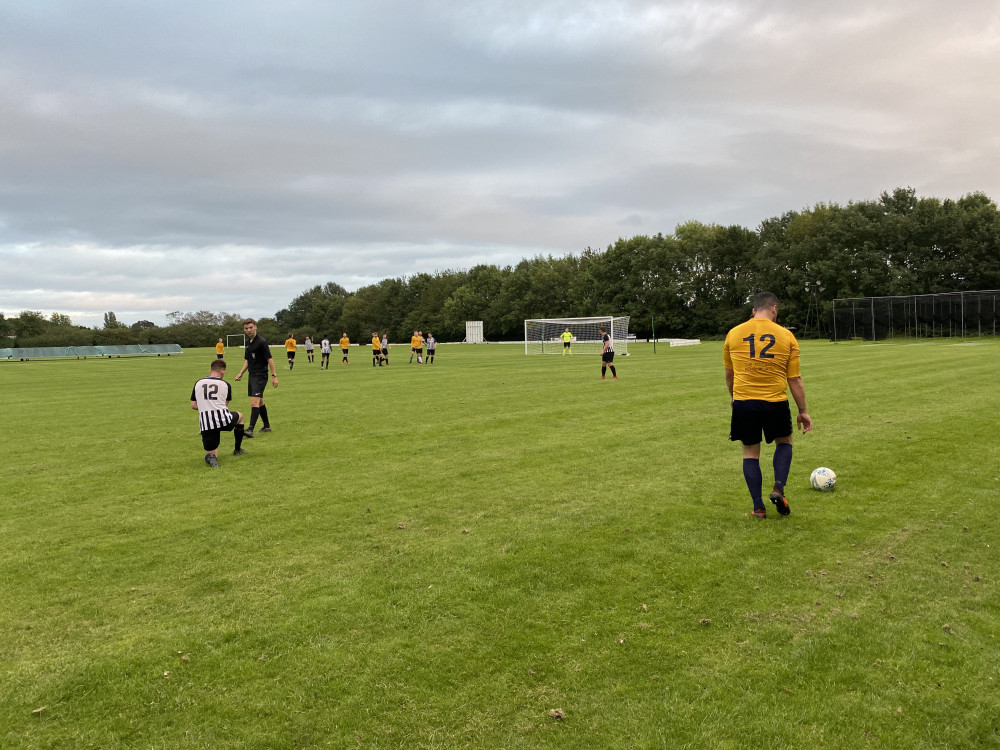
{"left": 372, "top": 335, "right": 381, "bottom": 350}
{"left": 340, "top": 337, "right": 350, "bottom": 349}
{"left": 284, "top": 338, "right": 297, "bottom": 352}
{"left": 723, "top": 318, "right": 801, "bottom": 402}
{"left": 560, "top": 331, "right": 573, "bottom": 343}
{"left": 216, "top": 342, "right": 225, "bottom": 355}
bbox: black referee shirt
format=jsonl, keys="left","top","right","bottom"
{"left": 245, "top": 335, "right": 272, "bottom": 374}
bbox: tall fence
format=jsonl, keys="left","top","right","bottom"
{"left": 831, "top": 291, "right": 1000, "bottom": 341}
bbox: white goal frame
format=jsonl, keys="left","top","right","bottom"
{"left": 524, "top": 316, "right": 630, "bottom": 355}
{"left": 226, "top": 334, "right": 246, "bottom": 350}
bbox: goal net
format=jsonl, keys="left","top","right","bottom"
{"left": 226, "top": 334, "right": 246, "bottom": 349}
{"left": 524, "top": 316, "right": 630, "bottom": 355}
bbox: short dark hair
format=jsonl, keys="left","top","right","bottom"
{"left": 753, "top": 292, "right": 779, "bottom": 310}
{"left": 211, "top": 359, "right": 226, "bottom": 372}
{"left": 243, "top": 317, "right": 257, "bottom": 326}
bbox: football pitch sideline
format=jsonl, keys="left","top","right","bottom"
{"left": 2, "top": 340, "right": 998, "bottom": 749}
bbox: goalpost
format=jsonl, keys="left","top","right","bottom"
{"left": 524, "top": 316, "right": 630, "bottom": 355}
{"left": 226, "top": 334, "right": 246, "bottom": 350}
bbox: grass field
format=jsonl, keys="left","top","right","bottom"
{"left": 2, "top": 339, "right": 999, "bottom": 749}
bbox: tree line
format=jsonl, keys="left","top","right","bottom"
{"left": 5, "top": 188, "right": 999, "bottom": 348}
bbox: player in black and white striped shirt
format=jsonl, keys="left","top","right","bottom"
{"left": 190, "top": 359, "right": 249, "bottom": 467}
{"left": 600, "top": 327, "right": 617, "bottom": 381}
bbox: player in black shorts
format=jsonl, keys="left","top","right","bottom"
{"left": 600, "top": 327, "right": 617, "bottom": 380}
{"left": 234, "top": 318, "right": 278, "bottom": 437}
{"left": 191, "top": 359, "right": 249, "bottom": 467}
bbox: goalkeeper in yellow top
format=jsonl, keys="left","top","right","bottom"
{"left": 284, "top": 334, "right": 297, "bottom": 370}
{"left": 560, "top": 327, "right": 573, "bottom": 355}
{"left": 723, "top": 292, "right": 812, "bottom": 519}
{"left": 372, "top": 332, "right": 383, "bottom": 367}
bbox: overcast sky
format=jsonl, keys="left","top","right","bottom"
{"left": 2, "top": 1, "right": 999, "bottom": 327}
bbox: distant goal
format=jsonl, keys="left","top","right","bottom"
{"left": 525, "top": 316, "right": 630, "bottom": 355}
{"left": 226, "top": 334, "right": 246, "bottom": 350}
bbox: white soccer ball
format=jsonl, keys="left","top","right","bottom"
{"left": 810, "top": 467, "right": 837, "bottom": 491}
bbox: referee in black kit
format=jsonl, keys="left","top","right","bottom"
{"left": 234, "top": 318, "right": 278, "bottom": 436}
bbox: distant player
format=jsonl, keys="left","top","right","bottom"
{"left": 284, "top": 333, "right": 297, "bottom": 370}
{"left": 340, "top": 333, "right": 351, "bottom": 365}
{"left": 409, "top": 331, "right": 419, "bottom": 363}
{"left": 304, "top": 336, "right": 314, "bottom": 363}
{"left": 425, "top": 332, "right": 436, "bottom": 364}
{"left": 215, "top": 338, "right": 225, "bottom": 359}
{"left": 190, "top": 359, "right": 249, "bottom": 468}
{"left": 234, "top": 318, "right": 277, "bottom": 436}
{"left": 724, "top": 291, "right": 812, "bottom": 519}
{"left": 372, "top": 331, "right": 382, "bottom": 367}
{"left": 560, "top": 327, "right": 573, "bottom": 355}
{"left": 380, "top": 333, "right": 389, "bottom": 365}
{"left": 320, "top": 334, "right": 331, "bottom": 369}
{"left": 415, "top": 330, "right": 424, "bottom": 364}
{"left": 600, "top": 327, "right": 617, "bottom": 380}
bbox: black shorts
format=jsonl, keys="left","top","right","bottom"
{"left": 563, "top": 342, "right": 571, "bottom": 348}
{"left": 322, "top": 350, "right": 330, "bottom": 357}
{"left": 248, "top": 372, "right": 267, "bottom": 398}
{"left": 216, "top": 353, "right": 224, "bottom": 359}
{"left": 287, "top": 351, "right": 296, "bottom": 360}
{"left": 342, "top": 348, "right": 349, "bottom": 355}
{"left": 201, "top": 416, "right": 238, "bottom": 451}
{"left": 602, "top": 351, "right": 615, "bottom": 363}
{"left": 373, "top": 348, "right": 382, "bottom": 356}
{"left": 730, "top": 399, "right": 793, "bottom": 445}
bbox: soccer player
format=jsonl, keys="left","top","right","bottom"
{"left": 600, "top": 327, "right": 617, "bottom": 380}
{"left": 372, "top": 331, "right": 382, "bottom": 367}
{"left": 190, "top": 359, "right": 249, "bottom": 467}
{"left": 723, "top": 291, "right": 812, "bottom": 519}
{"left": 304, "top": 336, "right": 314, "bottom": 363}
{"left": 320, "top": 335, "right": 331, "bottom": 369}
{"left": 425, "top": 332, "right": 436, "bottom": 364}
{"left": 284, "top": 333, "right": 297, "bottom": 370}
{"left": 560, "top": 327, "right": 573, "bottom": 355}
{"left": 380, "top": 333, "right": 389, "bottom": 365}
{"left": 409, "top": 330, "right": 419, "bottom": 363}
{"left": 215, "top": 338, "right": 225, "bottom": 359}
{"left": 415, "top": 330, "right": 424, "bottom": 364}
{"left": 234, "top": 318, "right": 278, "bottom": 436}
{"left": 340, "top": 333, "right": 351, "bottom": 365}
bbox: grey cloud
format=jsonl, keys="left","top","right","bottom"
{"left": 2, "top": 1, "right": 1000, "bottom": 327}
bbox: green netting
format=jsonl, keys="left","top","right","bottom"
{"left": 1, "top": 344, "right": 183, "bottom": 360}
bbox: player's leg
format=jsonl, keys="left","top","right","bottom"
{"left": 234, "top": 411, "right": 246, "bottom": 451}
{"left": 202, "top": 429, "right": 221, "bottom": 467}
{"left": 608, "top": 353, "right": 617, "bottom": 379}
{"left": 764, "top": 403, "right": 794, "bottom": 515}
{"left": 731, "top": 401, "right": 766, "bottom": 516}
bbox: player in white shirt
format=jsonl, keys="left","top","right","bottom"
{"left": 320, "top": 335, "right": 332, "bottom": 369}
{"left": 190, "top": 359, "right": 249, "bottom": 467}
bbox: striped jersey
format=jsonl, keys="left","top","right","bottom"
{"left": 602, "top": 333, "right": 613, "bottom": 352}
{"left": 191, "top": 376, "right": 235, "bottom": 432}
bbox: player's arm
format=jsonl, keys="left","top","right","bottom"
{"left": 267, "top": 356, "right": 278, "bottom": 386}
{"left": 235, "top": 360, "right": 248, "bottom": 380}
{"left": 788, "top": 376, "right": 812, "bottom": 433}
{"left": 724, "top": 367, "right": 734, "bottom": 400}
{"left": 191, "top": 400, "right": 198, "bottom": 410}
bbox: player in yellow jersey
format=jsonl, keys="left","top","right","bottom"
{"left": 560, "top": 327, "right": 573, "bottom": 355}
{"left": 284, "top": 333, "right": 297, "bottom": 370}
{"left": 409, "top": 331, "right": 419, "bottom": 363}
{"left": 723, "top": 292, "right": 812, "bottom": 519}
{"left": 339, "top": 333, "right": 351, "bottom": 365}
{"left": 372, "top": 332, "right": 383, "bottom": 367}
{"left": 216, "top": 338, "right": 225, "bottom": 359}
